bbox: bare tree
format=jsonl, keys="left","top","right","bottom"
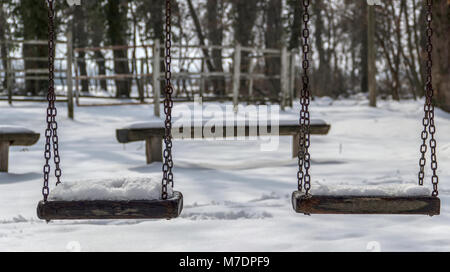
{"left": 264, "top": 0, "right": 282, "bottom": 98}
{"left": 432, "top": 0, "right": 450, "bottom": 112}
{"left": 207, "top": 0, "right": 226, "bottom": 96}
{"left": 104, "top": 0, "right": 131, "bottom": 98}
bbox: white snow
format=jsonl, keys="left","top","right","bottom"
{"left": 311, "top": 182, "right": 430, "bottom": 196}
{"left": 0, "top": 125, "right": 36, "bottom": 134}
{"left": 1, "top": 95, "right": 449, "bottom": 252}
{"left": 126, "top": 120, "right": 165, "bottom": 129}
{"left": 49, "top": 177, "right": 172, "bottom": 201}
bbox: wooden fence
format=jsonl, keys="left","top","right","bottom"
{"left": 0, "top": 31, "right": 299, "bottom": 119}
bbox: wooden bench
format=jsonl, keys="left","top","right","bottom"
{"left": 116, "top": 119, "right": 330, "bottom": 164}
{"left": 0, "top": 126, "right": 40, "bottom": 172}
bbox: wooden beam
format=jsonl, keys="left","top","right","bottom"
{"left": 0, "top": 141, "right": 9, "bottom": 172}
{"left": 37, "top": 192, "right": 183, "bottom": 220}
{"left": 292, "top": 191, "right": 440, "bottom": 216}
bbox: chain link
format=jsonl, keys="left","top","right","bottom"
{"left": 42, "top": 0, "right": 62, "bottom": 201}
{"left": 161, "top": 0, "right": 174, "bottom": 200}
{"left": 417, "top": 0, "right": 438, "bottom": 196}
{"left": 297, "top": 0, "right": 311, "bottom": 195}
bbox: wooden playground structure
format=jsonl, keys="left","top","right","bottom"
{"left": 1, "top": 32, "right": 300, "bottom": 119}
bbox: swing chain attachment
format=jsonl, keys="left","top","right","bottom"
{"left": 418, "top": 0, "right": 438, "bottom": 197}
{"left": 161, "top": 0, "right": 174, "bottom": 200}
{"left": 297, "top": 0, "right": 312, "bottom": 195}
{"left": 42, "top": 0, "right": 62, "bottom": 202}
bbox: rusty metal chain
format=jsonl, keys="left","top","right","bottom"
{"left": 42, "top": 0, "right": 62, "bottom": 202}
{"left": 162, "top": 0, "right": 174, "bottom": 200}
{"left": 418, "top": 0, "right": 438, "bottom": 197}
{"left": 297, "top": 0, "right": 311, "bottom": 195}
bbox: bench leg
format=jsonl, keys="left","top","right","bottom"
{"left": 145, "top": 137, "right": 163, "bottom": 164}
{"left": 0, "top": 141, "right": 9, "bottom": 173}
{"left": 292, "top": 134, "right": 300, "bottom": 159}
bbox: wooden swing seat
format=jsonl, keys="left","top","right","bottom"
{"left": 37, "top": 191, "right": 183, "bottom": 220}
{"left": 292, "top": 191, "right": 440, "bottom": 216}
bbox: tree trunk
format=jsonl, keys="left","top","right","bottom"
{"left": 432, "top": 0, "right": 450, "bottom": 112}
{"left": 187, "top": 0, "right": 216, "bottom": 73}
{"left": 207, "top": 0, "right": 226, "bottom": 96}
{"left": 18, "top": 1, "right": 48, "bottom": 96}
{"left": 87, "top": 1, "right": 107, "bottom": 92}
{"left": 148, "top": 0, "right": 165, "bottom": 97}
{"left": 73, "top": 6, "right": 90, "bottom": 94}
{"left": 368, "top": 4, "right": 377, "bottom": 107}
{"left": 288, "top": 0, "right": 303, "bottom": 51}
{"left": 76, "top": 51, "right": 89, "bottom": 93}
{"left": 265, "top": 0, "right": 283, "bottom": 98}
{"left": 312, "top": 0, "right": 332, "bottom": 97}
{"left": 360, "top": 1, "right": 369, "bottom": 94}
{"left": 105, "top": 0, "right": 131, "bottom": 98}
{"left": 232, "top": 0, "right": 259, "bottom": 97}
{"left": 130, "top": 2, "right": 144, "bottom": 102}
{"left": 94, "top": 51, "right": 108, "bottom": 91}
{"left": 0, "top": 6, "right": 8, "bottom": 90}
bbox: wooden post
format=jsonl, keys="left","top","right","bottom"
{"left": 368, "top": 4, "right": 377, "bottom": 107}
{"left": 232, "top": 44, "right": 241, "bottom": 112}
{"left": 289, "top": 51, "right": 296, "bottom": 107}
{"left": 200, "top": 59, "right": 205, "bottom": 97}
{"left": 248, "top": 59, "right": 255, "bottom": 104}
{"left": 145, "top": 137, "right": 162, "bottom": 164}
{"left": 66, "top": 30, "right": 74, "bottom": 119}
{"left": 74, "top": 51, "right": 80, "bottom": 106}
{"left": 280, "top": 46, "right": 289, "bottom": 110}
{"left": 0, "top": 142, "right": 9, "bottom": 172}
{"left": 153, "top": 40, "right": 161, "bottom": 117}
{"left": 292, "top": 134, "right": 300, "bottom": 159}
{"left": 6, "top": 56, "right": 12, "bottom": 105}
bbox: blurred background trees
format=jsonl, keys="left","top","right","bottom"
{"left": 0, "top": 0, "right": 448, "bottom": 111}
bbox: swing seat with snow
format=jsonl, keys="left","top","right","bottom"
{"left": 37, "top": 195, "right": 183, "bottom": 220}
{"left": 37, "top": 178, "right": 183, "bottom": 220}
{"left": 37, "top": 0, "right": 181, "bottom": 221}
{"left": 291, "top": 0, "right": 441, "bottom": 216}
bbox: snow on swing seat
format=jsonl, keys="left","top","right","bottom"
{"left": 311, "top": 183, "right": 431, "bottom": 197}
{"left": 49, "top": 177, "right": 173, "bottom": 201}
{"left": 292, "top": 183, "right": 440, "bottom": 216}
{"left": 37, "top": 177, "right": 183, "bottom": 220}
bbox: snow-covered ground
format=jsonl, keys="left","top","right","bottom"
{"left": 0, "top": 95, "right": 449, "bottom": 252}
